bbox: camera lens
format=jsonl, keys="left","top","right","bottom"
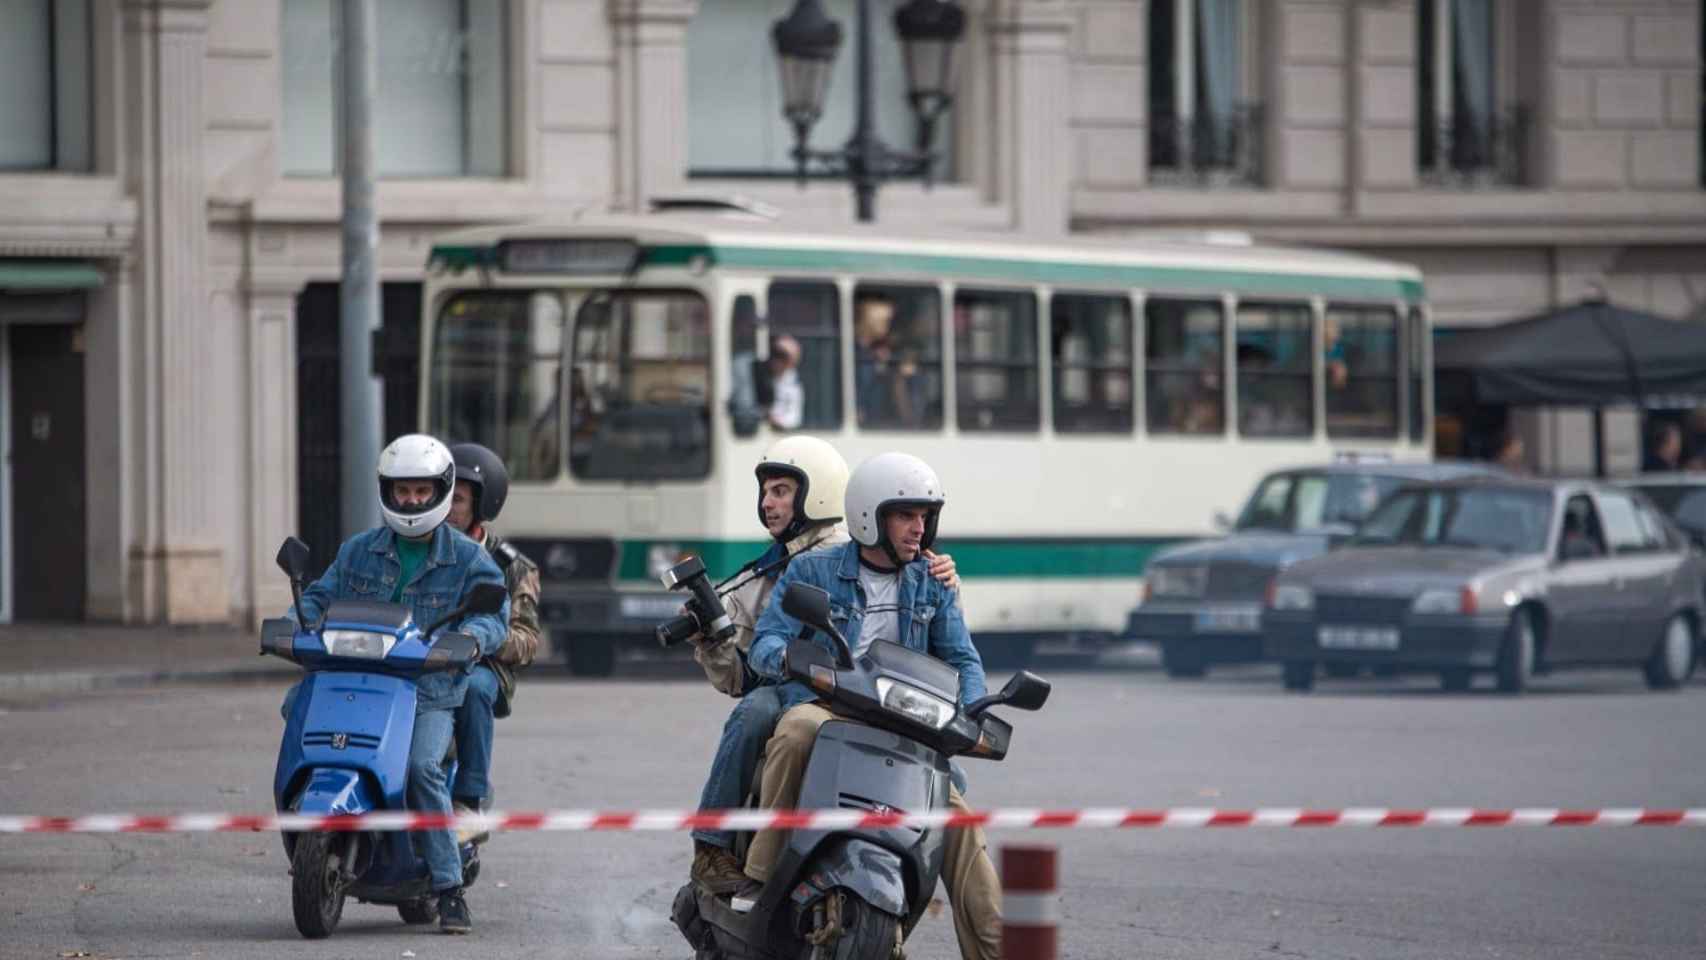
{"left": 655, "top": 613, "right": 700, "bottom": 648}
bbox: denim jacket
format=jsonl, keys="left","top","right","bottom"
{"left": 749, "top": 539, "right": 987, "bottom": 706}
{"left": 290, "top": 524, "right": 511, "bottom": 712}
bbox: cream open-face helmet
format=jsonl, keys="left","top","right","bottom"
{"left": 756, "top": 436, "right": 849, "bottom": 542}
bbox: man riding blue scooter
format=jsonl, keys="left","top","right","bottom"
{"left": 281, "top": 433, "right": 509, "bottom": 934}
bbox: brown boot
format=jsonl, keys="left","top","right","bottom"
{"left": 691, "top": 840, "right": 757, "bottom": 896}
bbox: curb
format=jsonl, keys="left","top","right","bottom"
{"left": 0, "top": 661, "right": 298, "bottom": 696}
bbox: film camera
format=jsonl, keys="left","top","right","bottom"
{"left": 654, "top": 556, "right": 735, "bottom": 647}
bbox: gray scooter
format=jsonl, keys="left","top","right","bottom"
{"left": 672, "top": 583, "right": 1050, "bottom": 960}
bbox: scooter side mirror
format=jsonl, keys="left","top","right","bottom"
{"left": 465, "top": 582, "right": 508, "bottom": 616}
{"left": 965, "top": 670, "right": 1052, "bottom": 718}
{"left": 781, "top": 583, "right": 833, "bottom": 631}
{"left": 276, "top": 537, "right": 312, "bottom": 582}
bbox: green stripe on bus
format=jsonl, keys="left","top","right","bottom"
{"left": 640, "top": 244, "right": 1425, "bottom": 303}
{"left": 617, "top": 537, "right": 1193, "bottom": 582}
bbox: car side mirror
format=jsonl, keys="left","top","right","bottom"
{"left": 276, "top": 537, "right": 311, "bottom": 582}
{"left": 966, "top": 670, "right": 1052, "bottom": 718}
{"left": 1212, "top": 511, "right": 1233, "bottom": 533}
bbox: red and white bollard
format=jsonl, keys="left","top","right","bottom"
{"left": 1000, "top": 845, "right": 1058, "bottom": 960}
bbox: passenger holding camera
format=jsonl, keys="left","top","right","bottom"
{"left": 681, "top": 437, "right": 960, "bottom": 897}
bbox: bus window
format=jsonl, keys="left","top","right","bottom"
{"left": 1145, "top": 297, "right": 1224, "bottom": 435}
{"left": 569, "top": 289, "right": 711, "bottom": 480}
{"left": 1407, "top": 308, "right": 1427, "bottom": 442}
{"left": 1325, "top": 305, "right": 1399, "bottom": 438}
{"left": 726, "top": 295, "right": 764, "bottom": 437}
{"left": 429, "top": 290, "right": 564, "bottom": 481}
{"left": 1051, "top": 293, "right": 1133, "bottom": 433}
{"left": 955, "top": 288, "right": 1039, "bottom": 432}
{"left": 770, "top": 281, "right": 842, "bottom": 430}
{"left": 854, "top": 285, "right": 943, "bottom": 431}
{"left": 1235, "top": 301, "right": 1313, "bottom": 438}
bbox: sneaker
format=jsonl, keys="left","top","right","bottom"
{"left": 453, "top": 799, "right": 489, "bottom": 846}
{"left": 689, "top": 840, "right": 751, "bottom": 896}
{"left": 437, "top": 888, "right": 472, "bottom": 934}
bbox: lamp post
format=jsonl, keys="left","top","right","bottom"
{"left": 772, "top": 0, "right": 967, "bottom": 223}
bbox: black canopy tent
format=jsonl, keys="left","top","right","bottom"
{"left": 1433, "top": 298, "right": 1706, "bottom": 473}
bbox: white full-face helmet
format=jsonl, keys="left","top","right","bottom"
{"left": 376, "top": 434, "right": 456, "bottom": 539}
{"left": 845, "top": 452, "right": 944, "bottom": 563}
{"left": 756, "top": 435, "right": 849, "bottom": 542}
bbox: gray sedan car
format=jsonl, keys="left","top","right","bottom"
{"left": 1129, "top": 461, "right": 1496, "bottom": 678}
{"left": 1263, "top": 476, "right": 1703, "bottom": 693}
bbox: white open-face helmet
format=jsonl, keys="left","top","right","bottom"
{"left": 377, "top": 434, "right": 455, "bottom": 539}
{"left": 756, "top": 435, "right": 849, "bottom": 542}
{"left": 845, "top": 452, "right": 944, "bottom": 558}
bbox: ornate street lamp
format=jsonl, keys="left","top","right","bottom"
{"left": 771, "top": 0, "right": 967, "bottom": 223}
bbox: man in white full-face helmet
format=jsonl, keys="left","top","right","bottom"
{"left": 740, "top": 452, "right": 1001, "bottom": 960}
{"left": 285, "top": 434, "right": 509, "bottom": 934}
{"left": 687, "top": 436, "right": 961, "bottom": 896}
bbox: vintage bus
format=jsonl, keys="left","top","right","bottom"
{"left": 419, "top": 213, "right": 1431, "bottom": 674}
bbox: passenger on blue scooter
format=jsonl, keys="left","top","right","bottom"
{"left": 284, "top": 434, "right": 509, "bottom": 934}
{"left": 444, "top": 442, "right": 542, "bottom": 841}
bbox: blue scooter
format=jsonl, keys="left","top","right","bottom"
{"left": 262, "top": 536, "right": 505, "bottom": 939}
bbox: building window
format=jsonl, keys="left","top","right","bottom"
{"left": 1147, "top": 0, "right": 1262, "bottom": 186}
{"left": 855, "top": 285, "right": 943, "bottom": 430}
{"left": 954, "top": 289, "right": 1039, "bottom": 432}
{"left": 1325, "top": 305, "right": 1399, "bottom": 438}
{"left": 1416, "top": 0, "right": 1527, "bottom": 187}
{"left": 686, "top": 1, "right": 952, "bottom": 178}
{"left": 1146, "top": 297, "right": 1224, "bottom": 435}
{"left": 1052, "top": 293, "right": 1134, "bottom": 434}
{"left": 1235, "top": 301, "right": 1313, "bottom": 438}
{"left": 0, "top": 0, "right": 92, "bottom": 172}
{"left": 282, "top": 0, "right": 508, "bottom": 178}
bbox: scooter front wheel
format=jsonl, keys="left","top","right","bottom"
{"left": 805, "top": 891, "right": 900, "bottom": 960}
{"left": 290, "top": 831, "right": 347, "bottom": 939}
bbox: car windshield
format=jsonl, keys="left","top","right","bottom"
{"left": 1352, "top": 486, "right": 1553, "bottom": 553}
{"left": 1237, "top": 471, "right": 1406, "bottom": 532}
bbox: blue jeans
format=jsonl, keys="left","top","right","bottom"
{"left": 693, "top": 684, "right": 812, "bottom": 850}
{"left": 451, "top": 664, "right": 500, "bottom": 805}
{"left": 407, "top": 708, "right": 461, "bottom": 892}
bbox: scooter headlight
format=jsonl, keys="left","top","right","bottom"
{"left": 874, "top": 677, "right": 955, "bottom": 731}
{"left": 322, "top": 629, "right": 396, "bottom": 660}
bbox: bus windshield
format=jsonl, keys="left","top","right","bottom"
{"left": 428, "top": 290, "right": 565, "bottom": 482}
{"left": 569, "top": 289, "right": 711, "bottom": 481}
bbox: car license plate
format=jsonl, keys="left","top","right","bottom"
{"left": 1317, "top": 625, "right": 1401, "bottom": 651}
{"left": 619, "top": 595, "right": 681, "bottom": 620}
{"left": 1194, "top": 606, "right": 1262, "bottom": 633}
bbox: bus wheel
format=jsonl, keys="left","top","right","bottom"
{"left": 566, "top": 636, "right": 616, "bottom": 677}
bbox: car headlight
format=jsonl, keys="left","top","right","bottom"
{"left": 1269, "top": 584, "right": 1314, "bottom": 611}
{"left": 322, "top": 629, "right": 396, "bottom": 659}
{"left": 1147, "top": 566, "right": 1207, "bottom": 599}
{"left": 874, "top": 677, "right": 956, "bottom": 731}
{"left": 646, "top": 543, "right": 683, "bottom": 580}
{"left": 1412, "top": 588, "right": 1473, "bottom": 615}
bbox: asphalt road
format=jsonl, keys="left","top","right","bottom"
{"left": 2, "top": 659, "right": 1704, "bottom": 960}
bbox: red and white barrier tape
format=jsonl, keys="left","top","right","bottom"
{"left": 2, "top": 807, "right": 1705, "bottom": 834}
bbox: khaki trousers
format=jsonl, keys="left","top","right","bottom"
{"left": 745, "top": 702, "right": 1002, "bottom": 960}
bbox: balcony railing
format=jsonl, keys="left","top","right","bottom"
{"left": 1147, "top": 102, "right": 1265, "bottom": 188}
{"left": 1418, "top": 104, "right": 1530, "bottom": 188}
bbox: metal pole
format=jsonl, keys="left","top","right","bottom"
{"left": 850, "top": 0, "right": 877, "bottom": 222}
{"left": 340, "top": 0, "right": 382, "bottom": 537}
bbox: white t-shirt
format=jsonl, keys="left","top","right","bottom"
{"left": 855, "top": 561, "right": 903, "bottom": 657}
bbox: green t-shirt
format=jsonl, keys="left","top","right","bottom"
{"left": 393, "top": 537, "right": 430, "bottom": 603}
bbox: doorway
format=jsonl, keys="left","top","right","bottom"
{"left": 6, "top": 321, "right": 88, "bottom": 620}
